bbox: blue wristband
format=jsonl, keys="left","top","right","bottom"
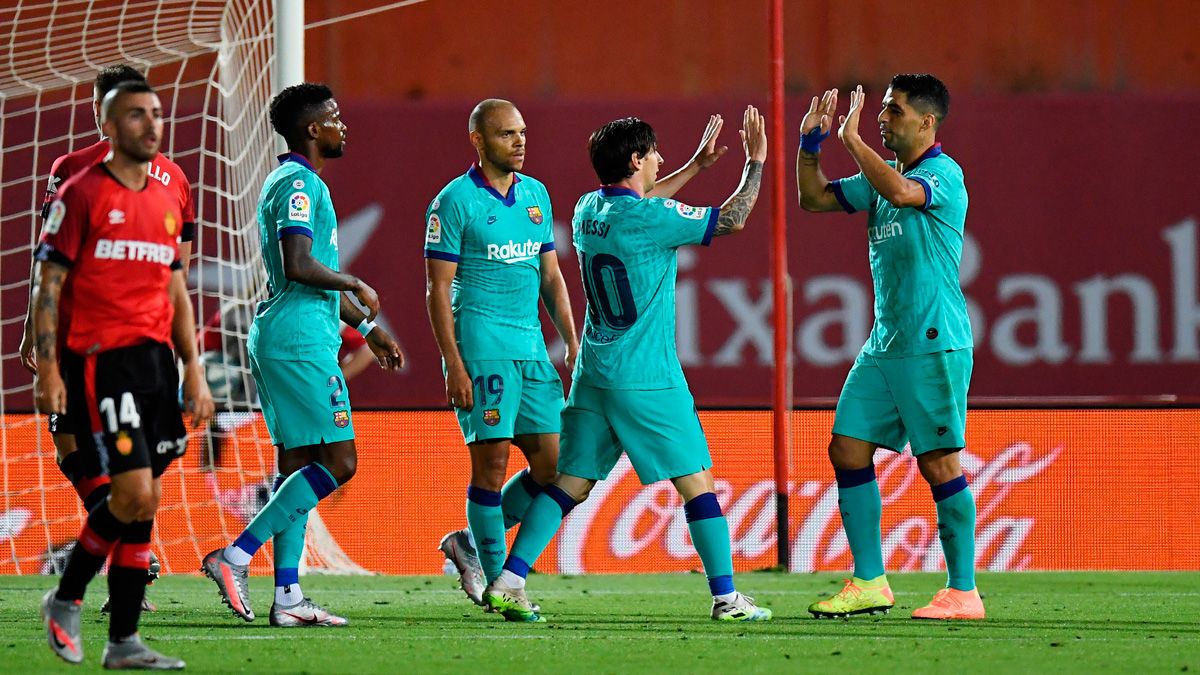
{"left": 800, "top": 126, "right": 830, "bottom": 154}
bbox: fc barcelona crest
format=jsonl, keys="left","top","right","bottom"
{"left": 333, "top": 410, "right": 350, "bottom": 428}
{"left": 526, "top": 206, "right": 544, "bottom": 225}
{"left": 483, "top": 409, "right": 501, "bottom": 426}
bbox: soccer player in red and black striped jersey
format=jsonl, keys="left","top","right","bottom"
{"left": 19, "top": 65, "right": 197, "bottom": 542}
{"left": 33, "top": 80, "right": 213, "bottom": 670}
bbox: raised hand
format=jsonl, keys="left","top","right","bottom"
{"left": 740, "top": 105, "right": 767, "bottom": 163}
{"left": 689, "top": 114, "right": 728, "bottom": 170}
{"left": 838, "top": 85, "right": 866, "bottom": 143}
{"left": 801, "top": 88, "right": 838, "bottom": 137}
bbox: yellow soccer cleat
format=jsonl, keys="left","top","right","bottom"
{"left": 912, "top": 587, "right": 986, "bottom": 620}
{"left": 809, "top": 577, "right": 895, "bottom": 618}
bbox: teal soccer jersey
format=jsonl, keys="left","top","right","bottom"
{"left": 571, "top": 187, "right": 718, "bottom": 389}
{"left": 830, "top": 143, "right": 972, "bottom": 357}
{"left": 424, "top": 166, "right": 555, "bottom": 361}
{"left": 248, "top": 154, "right": 342, "bottom": 360}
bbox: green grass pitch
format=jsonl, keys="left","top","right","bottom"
{"left": 1, "top": 572, "right": 1197, "bottom": 673}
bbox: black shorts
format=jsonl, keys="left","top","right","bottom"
{"left": 63, "top": 341, "right": 187, "bottom": 478}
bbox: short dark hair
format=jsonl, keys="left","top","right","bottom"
{"left": 100, "top": 80, "right": 156, "bottom": 122}
{"left": 468, "top": 98, "right": 515, "bottom": 133}
{"left": 95, "top": 65, "right": 146, "bottom": 97}
{"left": 587, "top": 117, "right": 657, "bottom": 185}
{"left": 890, "top": 73, "right": 949, "bottom": 125}
{"left": 269, "top": 83, "right": 334, "bottom": 146}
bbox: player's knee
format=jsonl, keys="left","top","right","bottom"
{"left": 469, "top": 450, "right": 509, "bottom": 490}
{"left": 528, "top": 461, "right": 557, "bottom": 487}
{"left": 326, "top": 455, "right": 356, "bottom": 485}
{"left": 828, "top": 436, "right": 873, "bottom": 470}
{"left": 109, "top": 485, "right": 157, "bottom": 521}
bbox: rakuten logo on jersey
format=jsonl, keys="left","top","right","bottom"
{"left": 94, "top": 239, "right": 175, "bottom": 265}
{"left": 487, "top": 239, "right": 541, "bottom": 264}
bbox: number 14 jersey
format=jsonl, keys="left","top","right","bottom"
{"left": 571, "top": 187, "right": 718, "bottom": 390}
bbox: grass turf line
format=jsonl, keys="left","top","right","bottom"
{"left": 1, "top": 572, "right": 1198, "bottom": 674}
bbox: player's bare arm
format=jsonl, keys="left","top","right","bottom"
{"left": 425, "top": 258, "right": 473, "bottom": 410}
{"left": 646, "top": 114, "right": 728, "bottom": 200}
{"left": 280, "top": 232, "right": 379, "bottom": 319}
{"left": 796, "top": 88, "right": 844, "bottom": 212}
{"left": 19, "top": 257, "right": 41, "bottom": 373}
{"left": 339, "top": 292, "right": 404, "bottom": 371}
{"left": 838, "top": 85, "right": 927, "bottom": 209}
{"left": 169, "top": 269, "right": 214, "bottom": 428}
{"left": 713, "top": 106, "right": 767, "bottom": 237}
{"left": 31, "top": 260, "right": 68, "bottom": 414}
{"left": 538, "top": 251, "right": 580, "bottom": 373}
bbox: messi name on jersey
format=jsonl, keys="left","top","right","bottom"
{"left": 487, "top": 239, "right": 542, "bottom": 263}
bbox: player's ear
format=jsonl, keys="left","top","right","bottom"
{"left": 469, "top": 130, "right": 483, "bottom": 151}
{"left": 306, "top": 120, "right": 321, "bottom": 141}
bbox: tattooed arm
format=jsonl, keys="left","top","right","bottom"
{"left": 31, "top": 260, "right": 68, "bottom": 414}
{"left": 713, "top": 105, "right": 768, "bottom": 238}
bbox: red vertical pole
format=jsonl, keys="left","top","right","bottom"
{"left": 768, "top": 0, "right": 791, "bottom": 570}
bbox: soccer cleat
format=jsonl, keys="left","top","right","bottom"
{"left": 100, "top": 595, "right": 158, "bottom": 614}
{"left": 102, "top": 634, "right": 185, "bottom": 670}
{"left": 269, "top": 598, "right": 349, "bottom": 627}
{"left": 711, "top": 593, "right": 773, "bottom": 622}
{"left": 439, "top": 529, "right": 485, "bottom": 607}
{"left": 912, "top": 587, "right": 986, "bottom": 620}
{"left": 201, "top": 548, "right": 255, "bottom": 621}
{"left": 808, "top": 577, "right": 895, "bottom": 618}
{"left": 483, "top": 579, "right": 545, "bottom": 623}
{"left": 147, "top": 551, "right": 161, "bottom": 584}
{"left": 41, "top": 589, "right": 84, "bottom": 664}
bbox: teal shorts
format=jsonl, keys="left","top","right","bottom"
{"left": 454, "top": 360, "right": 564, "bottom": 444}
{"left": 832, "top": 348, "right": 972, "bottom": 455}
{"left": 249, "top": 351, "right": 354, "bottom": 449}
{"left": 559, "top": 384, "right": 711, "bottom": 485}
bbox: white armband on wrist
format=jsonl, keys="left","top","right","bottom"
{"left": 356, "top": 318, "right": 377, "bottom": 337}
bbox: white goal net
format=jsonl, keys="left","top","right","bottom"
{"left": 0, "top": 0, "right": 368, "bottom": 576}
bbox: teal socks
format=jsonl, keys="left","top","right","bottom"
{"left": 932, "top": 475, "right": 976, "bottom": 590}
{"left": 683, "top": 493, "right": 735, "bottom": 596}
{"left": 467, "top": 486, "right": 506, "bottom": 583}
{"left": 834, "top": 466, "right": 885, "bottom": 580}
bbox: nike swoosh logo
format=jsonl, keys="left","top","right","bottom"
{"left": 280, "top": 611, "right": 321, "bottom": 624}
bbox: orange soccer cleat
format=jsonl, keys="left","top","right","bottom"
{"left": 912, "top": 587, "right": 986, "bottom": 620}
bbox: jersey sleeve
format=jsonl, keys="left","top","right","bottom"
{"left": 34, "top": 183, "right": 88, "bottom": 268}
{"left": 39, "top": 155, "right": 70, "bottom": 219}
{"left": 829, "top": 171, "right": 877, "bottom": 214}
{"left": 641, "top": 197, "right": 719, "bottom": 249}
{"left": 541, "top": 188, "right": 556, "bottom": 253}
{"left": 423, "top": 192, "right": 465, "bottom": 262}
{"left": 274, "top": 177, "right": 320, "bottom": 239}
{"left": 907, "top": 160, "right": 963, "bottom": 213}
{"left": 176, "top": 171, "right": 197, "bottom": 242}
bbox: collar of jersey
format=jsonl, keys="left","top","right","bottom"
{"left": 598, "top": 186, "right": 640, "bottom": 199}
{"left": 468, "top": 164, "right": 521, "bottom": 206}
{"left": 278, "top": 152, "right": 316, "bottom": 172}
{"left": 906, "top": 142, "right": 943, "bottom": 171}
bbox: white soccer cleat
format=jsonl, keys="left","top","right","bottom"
{"left": 41, "top": 589, "right": 84, "bottom": 664}
{"left": 269, "top": 598, "right": 349, "bottom": 627}
{"left": 711, "top": 593, "right": 773, "bottom": 622}
{"left": 102, "top": 634, "right": 185, "bottom": 670}
{"left": 201, "top": 548, "right": 255, "bottom": 621}
{"left": 439, "top": 529, "right": 485, "bottom": 607}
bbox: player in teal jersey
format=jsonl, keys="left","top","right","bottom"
{"left": 796, "top": 74, "right": 983, "bottom": 620}
{"left": 483, "top": 107, "right": 772, "bottom": 623}
{"left": 426, "top": 99, "right": 579, "bottom": 607}
{"left": 203, "top": 83, "right": 405, "bottom": 627}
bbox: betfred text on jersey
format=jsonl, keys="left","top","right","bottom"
{"left": 487, "top": 239, "right": 542, "bottom": 263}
{"left": 94, "top": 239, "right": 175, "bottom": 265}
